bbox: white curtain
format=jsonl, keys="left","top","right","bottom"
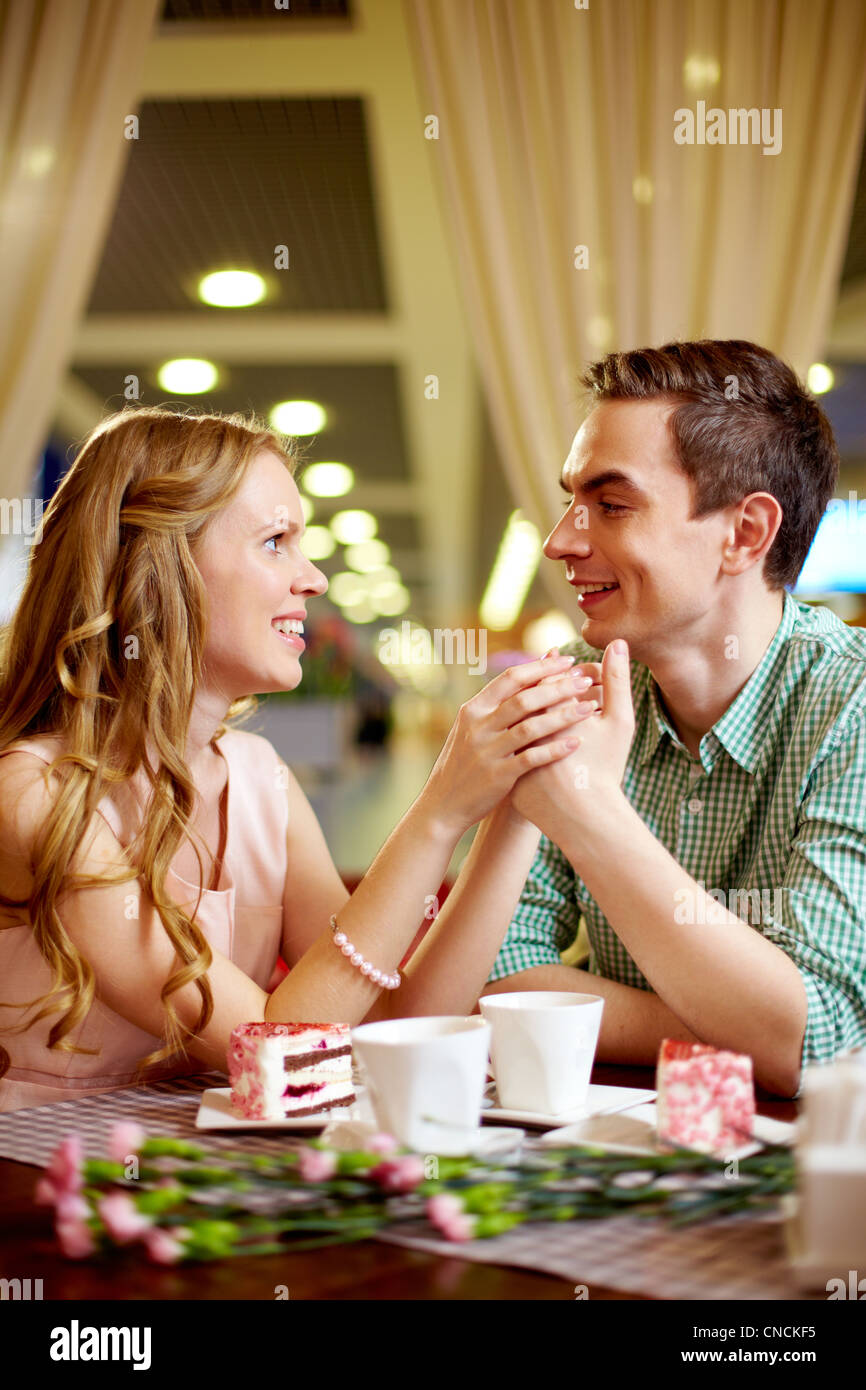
{"left": 0, "top": 0, "right": 161, "bottom": 502}
{"left": 406, "top": 0, "right": 866, "bottom": 604}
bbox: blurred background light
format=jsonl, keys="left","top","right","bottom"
{"left": 300, "top": 461, "right": 353, "bottom": 496}
{"left": 270, "top": 400, "right": 328, "bottom": 435}
{"left": 345, "top": 539, "right": 391, "bottom": 572}
{"left": 807, "top": 363, "right": 835, "bottom": 394}
{"left": 299, "top": 525, "right": 336, "bottom": 561}
{"left": 330, "top": 509, "right": 377, "bottom": 544}
{"left": 480, "top": 511, "right": 542, "bottom": 631}
{"left": 157, "top": 358, "right": 218, "bottom": 393}
{"left": 198, "top": 269, "right": 266, "bottom": 307}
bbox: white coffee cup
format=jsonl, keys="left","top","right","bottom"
{"left": 351, "top": 1015, "right": 491, "bottom": 1154}
{"left": 479, "top": 991, "right": 604, "bottom": 1114}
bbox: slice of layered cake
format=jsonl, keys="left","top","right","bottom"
{"left": 228, "top": 1022, "right": 356, "bottom": 1121}
{"left": 656, "top": 1038, "right": 755, "bottom": 1155}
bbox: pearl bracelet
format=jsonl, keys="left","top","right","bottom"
{"left": 330, "top": 914, "right": 401, "bottom": 990}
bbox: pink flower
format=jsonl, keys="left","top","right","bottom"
{"left": 297, "top": 1146, "right": 337, "bottom": 1182}
{"left": 427, "top": 1193, "right": 477, "bottom": 1242}
{"left": 107, "top": 1121, "right": 146, "bottom": 1164}
{"left": 56, "top": 1216, "right": 96, "bottom": 1259}
{"left": 55, "top": 1193, "right": 91, "bottom": 1224}
{"left": 35, "top": 1135, "right": 84, "bottom": 1206}
{"left": 368, "top": 1133, "right": 399, "bottom": 1154}
{"left": 369, "top": 1155, "right": 426, "bottom": 1193}
{"left": 97, "top": 1192, "right": 153, "bottom": 1244}
{"left": 144, "top": 1226, "right": 189, "bottom": 1265}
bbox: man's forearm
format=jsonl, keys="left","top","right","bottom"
{"left": 481, "top": 964, "right": 702, "bottom": 1065}
{"left": 555, "top": 793, "right": 806, "bottom": 1095}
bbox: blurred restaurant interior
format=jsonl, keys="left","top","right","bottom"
{"left": 2, "top": 0, "right": 866, "bottom": 887}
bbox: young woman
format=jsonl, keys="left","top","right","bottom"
{"left": 0, "top": 407, "right": 598, "bottom": 1110}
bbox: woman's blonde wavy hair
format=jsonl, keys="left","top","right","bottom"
{"left": 0, "top": 405, "right": 298, "bottom": 1082}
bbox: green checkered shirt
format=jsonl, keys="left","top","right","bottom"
{"left": 488, "top": 592, "right": 866, "bottom": 1085}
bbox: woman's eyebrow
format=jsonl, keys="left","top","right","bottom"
{"left": 254, "top": 518, "right": 302, "bottom": 536}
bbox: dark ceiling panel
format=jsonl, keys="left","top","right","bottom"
{"left": 70, "top": 362, "right": 411, "bottom": 483}
{"left": 162, "top": 0, "right": 350, "bottom": 20}
{"left": 87, "top": 99, "right": 386, "bottom": 314}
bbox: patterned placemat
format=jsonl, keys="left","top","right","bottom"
{"left": 0, "top": 1077, "right": 818, "bottom": 1300}
{"left": 0, "top": 1075, "right": 301, "bottom": 1165}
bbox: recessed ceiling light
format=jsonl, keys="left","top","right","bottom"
{"left": 343, "top": 600, "right": 377, "bottom": 624}
{"left": 330, "top": 510, "right": 377, "bottom": 544}
{"left": 345, "top": 540, "right": 391, "bottom": 572}
{"left": 372, "top": 585, "right": 411, "bottom": 616}
{"left": 198, "top": 270, "right": 266, "bottom": 307}
{"left": 270, "top": 401, "right": 327, "bottom": 436}
{"left": 330, "top": 571, "right": 369, "bottom": 606}
{"left": 299, "top": 526, "right": 335, "bottom": 561}
{"left": 807, "top": 363, "right": 834, "bottom": 395}
{"left": 157, "top": 358, "right": 218, "bottom": 393}
{"left": 301, "top": 462, "right": 353, "bottom": 497}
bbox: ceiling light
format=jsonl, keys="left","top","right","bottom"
{"left": 301, "top": 462, "right": 353, "bottom": 497}
{"left": 330, "top": 510, "right": 377, "bottom": 545}
{"left": 329, "top": 571, "right": 369, "bottom": 606}
{"left": 198, "top": 270, "right": 266, "bottom": 308}
{"left": 807, "top": 363, "right": 834, "bottom": 395}
{"left": 372, "top": 585, "right": 411, "bottom": 616}
{"left": 367, "top": 568, "right": 402, "bottom": 599}
{"left": 480, "top": 511, "right": 542, "bottom": 631}
{"left": 343, "top": 601, "right": 377, "bottom": 624}
{"left": 345, "top": 539, "right": 391, "bottom": 572}
{"left": 270, "top": 400, "right": 327, "bottom": 436}
{"left": 157, "top": 358, "right": 218, "bottom": 393}
{"left": 299, "top": 526, "right": 335, "bottom": 561}
{"left": 523, "top": 610, "right": 578, "bottom": 656}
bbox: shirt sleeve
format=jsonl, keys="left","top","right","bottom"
{"left": 755, "top": 709, "right": 866, "bottom": 1093}
{"left": 486, "top": 833, "right": 581, "bottom": 983}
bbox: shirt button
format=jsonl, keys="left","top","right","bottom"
{"left": 687, "top": 798, "right": 703, "bottom": 814}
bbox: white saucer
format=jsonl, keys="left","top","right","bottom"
{"left": 481, "top": 1082, "right": 657, "bottom": 1129}
{"left": 538, "top": 1101, "right": 795, "bottom": 1159}
{"left": 195, "top": 1086, "right": 369, "bottom": 1132}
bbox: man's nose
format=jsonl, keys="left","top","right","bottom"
{"left": 544, "top": 510, "right": 590, "bottom": 560}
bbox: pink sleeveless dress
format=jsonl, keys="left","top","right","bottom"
{"left": 0, "top": 727, "right": 288, "bottom": 1111}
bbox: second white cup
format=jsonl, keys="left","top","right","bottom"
{"left": 479, "top": 991, "right": 604, "bottom": 1114}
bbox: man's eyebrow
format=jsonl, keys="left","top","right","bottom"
{"left": 255, "top": 517, "right": 302, "bottom": 536}
{"left": 559, "top": 468, "right": 649, "bottom": 500}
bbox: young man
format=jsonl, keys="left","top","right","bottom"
{"left": 483, "top": 339, "right": 866, "bottom": 1098}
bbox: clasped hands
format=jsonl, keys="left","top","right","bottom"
{"left": 507, "top": 640, "right": 635, "bottom": 846}
{"left": 422, "top": 642, "right": 635, "bottom": 849}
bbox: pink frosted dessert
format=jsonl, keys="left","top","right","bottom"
{"left": 228, "top": 1021, "right": 355, "bottom": 1121}
{"left": 655, "top": 1038, "right": 755, "bottom": 1155}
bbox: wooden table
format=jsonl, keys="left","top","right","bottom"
{"left": 0, "top": 1063, "right": 798, "bottom": 1301}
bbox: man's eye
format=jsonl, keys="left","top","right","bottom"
{"left": 599, "top": 502, "right": 627, "bottom": 515}
{"left": 265, "top": 532, "right": 285, "bottom": 552}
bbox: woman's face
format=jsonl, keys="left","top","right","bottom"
{"left": 192, "top": 449, "right": 328, "bottom": 699}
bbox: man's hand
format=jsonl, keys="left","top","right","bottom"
{"left": 509, "top": 639, "right": 635, "bottom": 844}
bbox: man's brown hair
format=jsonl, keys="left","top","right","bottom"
{"left": 580, "top": 339, "right": 839, "bottom": 592}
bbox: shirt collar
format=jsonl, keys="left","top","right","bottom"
{"left": 636, "top": 591, "right": 798, "bottom": 773}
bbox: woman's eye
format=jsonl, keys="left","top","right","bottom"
{"left": 265, "top": 532, "right": 285, "bottom": 553}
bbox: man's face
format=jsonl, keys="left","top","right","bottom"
{"left": 544, "top": 399, "right": 734, "bottom": 660}
{"left": 191, "top": 449, "right": 328, "bottom": 699}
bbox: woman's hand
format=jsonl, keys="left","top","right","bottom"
{"left": 420, "top": 653, "right": 601, "bottom": 837}
{"left": 509, "top": 640, "right": 635, "bottom": 843}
